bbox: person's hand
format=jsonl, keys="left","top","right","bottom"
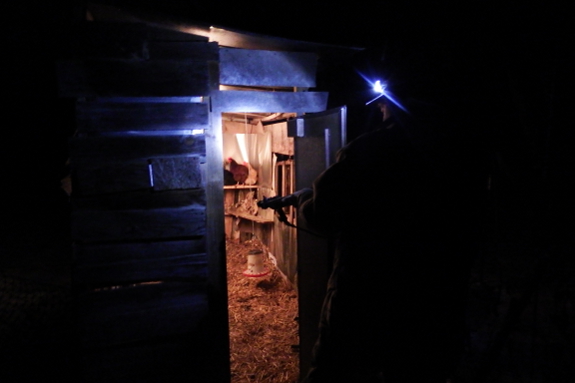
{"left": 257, "top": 188, "right": 312, "bottom": 209}
{"left": 257, "top": 195, "right": 289, "bottom": 209}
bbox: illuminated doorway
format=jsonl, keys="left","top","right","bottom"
{"left": 221, "top": 111, "right": 300, "bottom": 383}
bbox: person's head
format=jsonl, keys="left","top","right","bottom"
{"left": 377, "top": 100, "right": 393, "bottom": 122}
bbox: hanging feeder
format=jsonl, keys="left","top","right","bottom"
{"left": 242, "top": 249, "right": 270, "bottom": 277}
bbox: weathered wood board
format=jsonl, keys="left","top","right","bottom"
{"left": 71, "top": 204, "right": 206, "bottom": 243}
{"left": 75, "top": 238, "right": 205, "bottom": 264}
{"left": 71, "top": 189, "right": 206, "bottom": 210}
{"left": 71, "top": 156, "right": 203, "bottom": 195}
{"left": 73, "top": 239, "right": 207, "bottom": 287}
{"left": 57, "top": 59, "right": 211, "bottom": 98}
{"left": 65, "top": 21, "right": 210, "bottom": 60}
{"left": 69, "top": 134, "right": 206, "bottom": 159}
{"left": 152, "top": 156, "right": 203, "bottom": 191}
{"left": 76, "top": 281, "right": 209, "bottom": 347}
{"left": 76, "top": 101, "right": 209, "bottom": 132}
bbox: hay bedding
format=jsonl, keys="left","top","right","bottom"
{"left": 226, "top": 238, "right": 300, "bottom": 383}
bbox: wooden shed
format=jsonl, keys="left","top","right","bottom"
{"left": 56, "top": 5, "right": 359, "bottom": 382}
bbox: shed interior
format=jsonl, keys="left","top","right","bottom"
{"left": 222, "top": 111, "right": 297, "bottom": 273}
{"left": 221, "top": 110, "right": 301, "bottom": 381}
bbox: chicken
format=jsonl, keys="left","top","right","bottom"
{"left": 244, "top": 162, "right": 258, "bottom": 185}
{"left": 224, "top": 169, "right": 236, "bottom": 185}
{"left": 227, "top": 157, "right": 249, "bottom": 184}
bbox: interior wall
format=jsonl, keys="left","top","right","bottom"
{"left": 222, "top": 120, "right": 272, "bottom": 189}
{"left": 222, "top": 117, "right": 298, "bottom": 284}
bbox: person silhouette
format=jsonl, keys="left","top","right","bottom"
{"left": 288, "top": 90, "right": 485, "bottom": 382}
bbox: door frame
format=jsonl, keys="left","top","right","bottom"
{"left": 289, "top": 106, "right": 347, "bottom": 379}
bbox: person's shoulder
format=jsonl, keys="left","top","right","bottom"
{"left": 342, "top": 119, "right": 404, "bottom": 158}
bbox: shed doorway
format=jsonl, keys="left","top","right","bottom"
{"left": 221, "top": 111, "right": 300, "bottom": 383}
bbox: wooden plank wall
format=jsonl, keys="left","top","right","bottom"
{"left": 57, "top": 21, "right": 217, "bottom": 97}
{"left": 57, "top": 21, "right": 228, "bottom": 383}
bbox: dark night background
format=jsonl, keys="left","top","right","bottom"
{"left": 1, "top": 1, "right": 573, "bottom": 382}
{"left": 3, "top": 1, "right": 571, "bottom": 236}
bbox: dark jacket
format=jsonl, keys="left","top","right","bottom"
{"left": 297, "top": 116, "right": 481, "bottom": 382}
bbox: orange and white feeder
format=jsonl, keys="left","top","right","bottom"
{"left": 242, "top": 250, "right": 270, "bottom": 277}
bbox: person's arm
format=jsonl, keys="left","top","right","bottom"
{"left": 258, "top": 145, "right": 356, "bottom": 235}
{"left": 297, "top": 152, "right": 355, "bottom": 236}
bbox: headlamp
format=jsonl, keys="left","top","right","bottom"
{"left": 366, "top": 80, "right": 387, "bottom": 105}
{"left": 357, "top": 71, "right": 408, "bottom": 111}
